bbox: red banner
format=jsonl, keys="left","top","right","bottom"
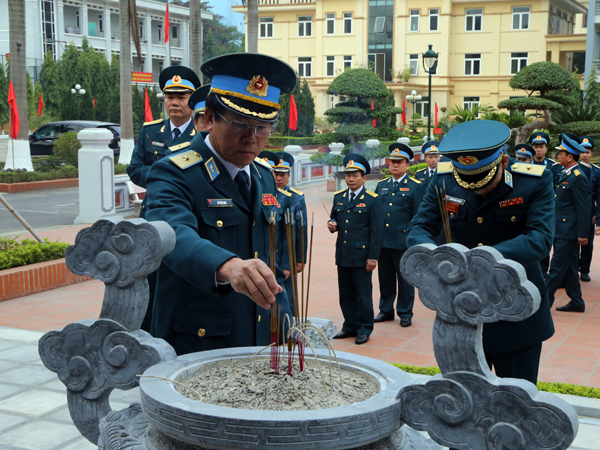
{"left": 144, "top": 88, "right": 153, "bottom": 122}
{"left": 435, "top": 102, "right": 439, "bottom": 126}
{"left": 401, "top": 98, "right": 407, "bottom": 125}
{"left": 289, "top": 94, "right": 297, "bottom": 131}
{"left": 371, "top": 98, "right": 376, "bottom": 127}
{"left": 8, "top": 81, "right": 19, "bottom": 139}
{"left": 37, "top": 94, "right": 44, "bottom": 116}
{"left": 164, "top": 3, "right": 170, "bottom": 44}
{"left": 132, "top": 72, "right": 153, "bottom": 83}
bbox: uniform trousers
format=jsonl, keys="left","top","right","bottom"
{"left": 485, "top": 342, "right": 543, "bottom": 384}
{"left": 378, "top": 247, "right": 414, "bottom": 318}
{"left": 338, "top": 266, "right": 374, "bottom": 336}
{"left": 546, "top": 238, "right": 584, "bottom": 309}
{"left": 579, "top": 223, "right": 595, "bottom": 276}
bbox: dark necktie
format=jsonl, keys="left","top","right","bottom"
{"left": 393, "top": 181, "right": 399, "bottom": 188}
{"left": 173, "top": 128, "right": 181, "bottom": 143}
{"left": 235, "top": 170, "right": 251, "bottom": 209}
{"left": 430, "top": 170, "right": 434, "bottom": 177}
{"left": 349, "top": 192, "right": 356, "bottom": 205}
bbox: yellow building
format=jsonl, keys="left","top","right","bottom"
{"left": 233, "top": 0, "right": 587, "bottom": 123}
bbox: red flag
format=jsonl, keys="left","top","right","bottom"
{"left": 37, "top": 94, "right": 44, "bottom": 116}
{"left": 144, "top": 88, "right": 153, "bottom": 122}
{"left": 164, "top": 2, "right": 170, "bottom": 44}
{"left": 289, "top": 94, "right": 298, "bottom": 131}
{"left": 93, "top": 97, "right": 96, "bottom": 108}
{"left": 371, "top": 98, "right": 376, "bottom": 127}
{"left": 401, "top": 99, "right": 407, "bottom": 125}
{"left": 435, "top": 102, "right": 439, "bottom": 126}
{"left": 8, "top": 81, "right": 19, "bottom": 139}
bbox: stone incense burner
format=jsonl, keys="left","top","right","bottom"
{"left": 39, "top": 219, "right": 578, "bottom": 450}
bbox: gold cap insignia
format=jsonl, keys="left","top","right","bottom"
{"left": 457, "top": 156, "right": 479, "bottom": 166}
{"left": 519, "top": 149, "right": 526, "bottom": 153}
{"left": 536, "top": 136, "right": 542, "bottom": 141}
{"left": 584, "top": 138, "right": 589, "bottom": 143}
{"left": 430, "top": 145, "right": 437, "bottom": 151}
{"left": 172, "top": 75, "right": 182, "bottom": 84}
{"left": 246, "top": 75, "right": 268, "bottom": 97}
{"left": 392, "top": 149, "right": 400, "bottom": 154}
{"left": 347, "top": 160, "right": 354, "bottom": 166}
{"left": 279, "top": 159, "right": 284, "bottom": 165}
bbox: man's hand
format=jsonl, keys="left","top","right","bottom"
{"left": 283, "top": 269, "right": 290, "bottom": 279}
{"left": 596, "top": 226, "right": 600, "bottom": 236}
{"left": 366, "top": 259, "right": 377, "bottom": 272}
{"left": 327, "top": 220, "right": 338, "bottom": 233}
{"left": 216, "top": 258, "right": 281, "bottom": 309}
{"left": 296, "top": 262, "right": 305, "bottom": 273}
{"left": 578, "top": 237, "right": 589, "bottom": 246}
{"left": 593, "top": 215, "right": 597, "bottom": 225}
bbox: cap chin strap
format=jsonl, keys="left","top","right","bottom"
{"left": 453, "top": 164, "right": 498, "bottom": 190}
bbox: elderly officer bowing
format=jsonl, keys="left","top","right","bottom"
{"left": 374, "top": 144, "right": 425, "bottom": 327}
{"left": 546, "top": 135, "right": 592, "bottom": 313}
{"left": 415, "top": 141, "right": 441, "bottom": 187}
{"left": 145, "top": 53, "right": 296, "bottom": 355}
{"left": 407, "top": 120, "right": 555, "bottom": 384}
{"left": 579, "top": 136, "right": 600, "bottom": 281}
{"left": 328, "top": 155, "right": 383, "bottom": 345}
{"left": 189, "top": 84, "right": 211, "bottom": 132}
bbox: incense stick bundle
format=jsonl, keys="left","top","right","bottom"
{"left": 434, "top": 183, "right": 452, "bottom": 244}
{"left": 299, "top": 211, "right": 305, "bottom": 326}
{"left": 269, "top": 212, "right": 278, "bottom": 370}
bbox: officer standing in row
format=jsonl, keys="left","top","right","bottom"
{"left": 546, "top": 135, "right": 591, "bottom": 313}
{"left": 407, "top": 120, "right": 555, "bottom": 384}
{"left": 414, "top": 141, "right": 441, "bottom": 187}
{"left": 189, "top": 84, "right": 211, "bottom": 132}
{"left": 578, "top": 136, "right": 600, "bottom": 282}
{"left": 328, "top": 154, "right": 383, "bottom": 345}
{"left": 145, "top": 53, "right": 296, "bottom": 354}
{"left": 374, "top": 144, "right": 425, "bottom": 327}
{"left": 515, "top": 144, "right": 534, "bottom": 163}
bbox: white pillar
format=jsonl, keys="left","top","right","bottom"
{"left": 82, "top": 4, "right": 89, "bottom": 37}
{"left": 74, "top": 129, "right": 120, "bottom": 224}
{"left": 56, "top": 0, "right": 65, "bottom": 59}
{"left": 145, "top": 16, "right": 153, "bottom": 75}
{"left": 104, "top": 9, "right": 111, "bottom": 60}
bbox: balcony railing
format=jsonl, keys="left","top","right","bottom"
{"left": 596, "top": 0, "right": 600, "bottom": 15}
{"left": 258, "top": 0, "right": 313, "bottom": 4}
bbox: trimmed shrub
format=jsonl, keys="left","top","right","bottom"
{"left": 52, "top": 132, "right": 81, "bottom": 168}
{"left": 0, "top": 237, "right": 70, "bottom": 270}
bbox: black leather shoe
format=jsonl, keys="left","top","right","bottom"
{"left": 355, "top": 334, "right": 369, "bottom": 345}
{"left": 333, "top": 330, "right": 358, "bottom": 339}
{"left": 556, "top": 303, "right": 585, "bottom": 313}
{"left": 400, "top": 317, "right": 412, "bottom": 327}
{"left": 374, "top": 312, "right": 394, "bottom": 322}
{"left": 581, "top": 273, "right": 591, "bottom": 282}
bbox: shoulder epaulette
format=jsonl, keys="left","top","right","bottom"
{"left": 409, "top": 177, "right": 422, "bottom": 184}
{"left": 143, "top": 118, "right": 164, "bottom": 126}
{"left": 335, "top": 188, "right": 346, "bottom": 195}
{"left": 574, "top": 169, "right": 581, "bottom": 176}
{"left": 416, "top": 168, "right": 426, "bottom": 173}
{"left": 169, "top": 142, "right": 191, "bottom": 152}
{"left": 289, "top": 187, "right": 304, "bottom": 196}
{"left": 552, "top": 161, "right": 560, "bottom": 166}
{"left": 580, "top": 162, "right": 590, "bottom": 168}
{"left": 436, "top": 162, "right": 453, "bottom": 174}
{"left": 366, "top": 190, "right": 378, "bottom": 198}
{"left": 254, "top": 157, "right": 273, "bottom": 170}
{"left": 547, "top": 158, "right": 556, "bottom": 163}
{"left": 510, "top": 163, "right": 545, "bottom": 177}
{"left": 169, "top": 150, "right": 203, "bottom": 170}
{"left": 278, "top": 187, "right": 292, "bottom": 197}
{"left": 593, "top": 164, "right": 600, "bottom": 170}
{"left": 377, "top": 177, "right": 390, "bottom": 183}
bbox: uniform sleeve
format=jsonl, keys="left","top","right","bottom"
{"left": 574, "top": 173, "right": 592, "bottom": 239}
{"left": 594, "top": 170, "right": 600, "bottom": 220}
{"left": 330, "top": 197, "right": 338, "bottom": 224}
{"left": 145, "top": 160, "right": 238, "bottom": 295}
{"left": 126, "top": 127, "right": 152, "bottom": 188}
{"left": 411, "top": 182, "right": 426, "bottom": 216}
{"left": 368, "top": 196, "right": 384, "bottom": 260}
{"left": 406, "top": 175, "right": 444, "bottom": 246}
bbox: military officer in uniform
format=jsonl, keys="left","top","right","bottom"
{"left": 145, "top": 53, "right": 296, "bottom": 355}
{"left": 579, "top": 136, "right": 600, "bottom": 281}
{"left": 328, "top": 154, "right": 383, "bottom": 345}
{"left": 546, "top": 135, "right": 591, "bottom": 313}
{"left": 374, "top": 144, "right": 425, "bottom": 327}
{"left": 415, "top": 141, "right": 441, "bottom": 187}
{"left": 515, "top": 144, "right": 534, "bottom": 163}
{"left": 407, "top": 120, "right": 555, "bottom": 384}
{"left": 189, "top": 84, "right": 211, "bottom": 132}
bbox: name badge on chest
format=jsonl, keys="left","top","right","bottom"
{"left": 207, "top": 199, "right": 233, "bottom": 207}
{"left": 151, "top": 141, "right": 165, "bottom": 148}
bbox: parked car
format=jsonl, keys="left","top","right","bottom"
{"left": 29, "top": 121, "right": 121, "bottom": 157}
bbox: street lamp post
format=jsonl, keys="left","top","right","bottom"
{"left": 405, "top": 90, "right": 422, "bottom": 134}
{"left": 156, "top": 86, "right": 165, "bottom": 117}
{"left": 422, "top": 44, "right": 439, "bottom": 141}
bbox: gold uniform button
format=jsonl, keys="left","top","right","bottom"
{"left": 563, "top": 218, "right": 566, "bottom": 222}
{"left": 392, "top": 193, "right": 395, "bottom": 196}
{"left": 386, "top": 224, "right": 389, "bottom": 227}
{"left": 389, "top": 203, "right": 393, "bottom": 206}
{"left": 258, "top": 315, "right": 261, "bottom": 322}
{"left": 197, "top": 328, "right": 206, "bottom": 337}
{"left": 387, "top": 213, "right": 390, "bottom": 216}
{"left": 194, "top": 152, "right": 200, "bottom": 157}
{"left": 510, "top": 216, "right": 516, "bottom": 223}
{"left": 344, "top": 240, "right": 347, "bottom": 244}
{"left": 477, "top": 217, "right": 483, "bottom": 224}
{"left": 216, "top": 220, "right": 224, "bottom": 228}
{"left": 346, "top": 219, "right": 349, "bottom": 223}
{"left": 449, "top": 213, "right": 454, "bottom": 218}
{"left": 254, "top": 251, "right": 258, "bottom": 258}
{"left": 347, "top": 210, "right": 350, "bottom": 213}
{"left": 362, "top": 245, "right": 365, "bottom": 248}
{"left": 345, "top": 230, "right": 348, "bottom": 233}
{"left": 477, "top": 243, "right": 483, "bottom": 247}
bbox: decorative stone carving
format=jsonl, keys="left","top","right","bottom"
{"left": 398, "top": 244, "right": 579, "bottom": 450}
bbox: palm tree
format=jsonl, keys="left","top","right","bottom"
{"left": 247, "top": 0, "right": 258, "bottom": 53}
{"left": 189, "top": 0, "right": 203, "bottom": 77}
{"left": 7, "top": 0, "right": 33, "bottom": 171}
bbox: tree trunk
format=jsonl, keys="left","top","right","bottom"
{"left": 512, "top": 109, "right": 554, "bottom": 145}
{"left": 189, "top": 0, "right": 203, "bottom": 77}
{"left": 118, "top": 0, "right": 134, "bottom": 164}
{"left": 247, "top": 0, "right": 258, "bottom": 53}
{"left": 7, "top": 0, "right": 33, "bottom": 171}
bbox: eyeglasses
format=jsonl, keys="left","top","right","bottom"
{"left": 217, "top": 112, "right": 273, "bottom": 137}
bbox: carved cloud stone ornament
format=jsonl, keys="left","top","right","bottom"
{"left": 398, "top": 243, "right": 578, "bottom": 450}
{"left": 39, "top": 218, "right": 177, "bottom": 445}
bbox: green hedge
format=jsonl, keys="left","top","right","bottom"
{"left": 0, "top": 237, "right": 70, "bottom": 270}
{"left": 267, "top": 136, "right": 314, "bottom": 147}
{"left": 0, "top": 166, "right": 78, "bottom": 183}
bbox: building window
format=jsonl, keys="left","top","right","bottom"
{"left": 344, "top": 12, "right": 352, "bottom": 34}
{"left": 583, "top": 12, "right": 588, "bottom": 28}
{"left": 326, "top": 13, "right": 335, "bottom": 34}
{"left": 139, "top": 21, "right": 144, "bottom": 39}
{"left": 512, "top": 6, "right": 529, "bottom": 30}
{"left": 409, "top": 54, "right": 419, "bottom": 75}
{"left": 260, "top": 17, "right": 273, "bottom": 38}
{"left": 326, "top": 56, "right": 335, "bottom": 77}
{"left": 99, "top": 14, "right": 103, "bottom": 33}
{"left": 464, "top": 53, "right": 481, "bottom": 75}
{"left": 429, "top": 9, "right": 439, "bottom": 31}
{"left": 172, "top": 25, "right": 178, "bottom": 40}
{"left": 158, "top": 62, "right": 163, "bottom": 73}
{"left": 158, "top": 24, "right": 162, "bottom": 42}
{"left": 410, "top": 10, "right": 419, "bottom": 32}
{"left": 463, "top": 96, "right": 480, "bottom": 110}
{"left": 343, "top": 55, "right": 352, "bottom": 70}
{"left": 298, "top": 57, "right": 312, "bottom": 77}
{"left": 466, "top": 9, "right": 482, "bottom": 31}
{"left": 374, "top": 17, "right": 386, "bottom": 34}
{"left": 298, "top": 16, "right": 312, "bottom": 37}
{"left": 41, "top": 0, "right": 56, "bottom": 58}
{"left": 510, "top": 52, "right": 528, "bottom": 74}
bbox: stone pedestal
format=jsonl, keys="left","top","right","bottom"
{"left": 3, "top": 139, "right": 33, "bottom": 171}
{"left": 0, "top": 135, "right": 8, "bottom": 163}
{"left": 284, "top": 145, "right": 302, "bottom": 186}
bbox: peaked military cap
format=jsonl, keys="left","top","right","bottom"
{"left": 580, "top": 136, "right": 595, "bottom": 149}
{"left": 258, "top": 151, "right": 279, "bottom": 167}
{"left": 201, "top": 53, "right": 296, "bottom": 123}
{"left": 439, "top": 120, "right": 510, "bottom": 190}
{"left": 188, "top": 85, "right": 211, "bottom": 114}
{"left": 273, "top": 152, "right": 294, "bottom": 173}
{"left": 343, "top": 153, "right": 371, "bottom": 175}
{"left": 422, "top": 140, "right": 441, "bottom": 155}
{"left": 159, "top": 65, "right": 201, "bottom": 93}
{"left": 557, "top": 133, "right": 585, "bottom": 156}
{"left": 528, "top": 131, "right": 550, "bottom": 146}
{"left": 388, "top": 143, "right": 413, "bottom": 161}
{"left": 514, "top": 144, "right": 534, "bottom": 160}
